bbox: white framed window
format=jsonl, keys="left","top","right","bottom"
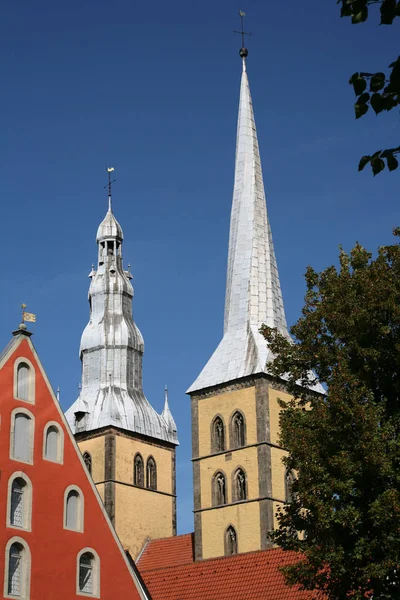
{"left": 76, "top": 548, "right": 100, "bottom": 597}
{"left": 64, "top": 485, "right": 84, "bottom": 532}
{"left": 10, "top": 408, "right": 34, "bottom": 465}
{"left": 13, "top": 358, "right": 35, "bottom": 404}
{"left": 3, "top": 537, "right": 31, "bottom": 599}
{"left": 43, "top": 422, "right": 64, "bottom": 464}
{"left": 7, "top": 473, "right": 32, "bottom": 531}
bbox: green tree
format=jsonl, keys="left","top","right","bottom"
{"left": 262, "top": 230, "right": 400, "bottom": 599}
{"left": 338, "top": 0, "right": 400, "bottom": 174}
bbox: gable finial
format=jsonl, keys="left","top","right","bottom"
{"left": 104, "top": 167, "right": 116, "bottom": 211}
{"left": 234, "top": 10, "right": 251, "bottom": 59}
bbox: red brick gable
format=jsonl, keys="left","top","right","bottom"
{"left": 0, "top": 332, "right": 149, "bottom": 600}
{"left": 138, "top": 534, "right": 322, "bottom": 600}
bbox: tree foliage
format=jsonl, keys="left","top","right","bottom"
{"left": 261, "top": 229, "right": 400, "bottom": 599}
{"left": 337, "top": 0, "right": 400, "bottom": 174}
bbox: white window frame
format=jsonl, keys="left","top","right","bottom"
{"left": 9, "top": 408, "right": 35, "bottom": 465}
{"left": 3, "top": 536, "right": 31, "bottom": 599}
{"left": 6, "top": 473, "right": 33, "bottom": 532}
{"left": 42, "top": 421, "right": 64, "bottom": 464}
{"left": 13, "top": 358, "right": 35, "bottom": 405}
{"left": 64, "top": 485, "right": 84, "bottom": 533}
{"left": 76, "top": 548, "right": 100, "bottom": 598}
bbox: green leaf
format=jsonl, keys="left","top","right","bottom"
{"left": 352, "top": 6, "right": 368, "bottom": 22}
{"left": 371, "top": 157, "right": 385, "bottom": 176}
{"left": 370, "top": 93, "right": 384, "bottom": 114}
{"left": 349, "top": 73, "right": 367, "bottom": 96}
{"left": 358, "top": 155, "right": 371, "bottom": 171}
{"left": 380, "top": 0, "right": 397, "bottom": 24}
{"left": 370, "top": 73, "right": 386, "bottom": 92}
{"left": 387, "top": 154, "right": 399, "bottom": 171}
{"left": 355, "top": 102, "right": 368, "bottom": 119}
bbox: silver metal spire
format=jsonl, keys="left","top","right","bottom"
{"left": 187, "top": 54, "right": 290, "bottom": 393}
{"left": 66, "top": 182, "right": 178, "bottom": 444}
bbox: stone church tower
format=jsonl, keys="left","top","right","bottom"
{"left": 66, "top": 190, "right": 178, "bottom": 559}
{"left": 187, "top": 48, "right": 323, "bottom": 561}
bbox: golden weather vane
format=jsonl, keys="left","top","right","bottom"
{"left": 21, "top": 303, "right": 36, "bottom": 324}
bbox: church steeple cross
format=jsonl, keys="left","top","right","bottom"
{"left": 234, "top": 10, "right": 251, "bottom": 54}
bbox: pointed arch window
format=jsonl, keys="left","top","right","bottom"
{"left": 211, "top": 416, "right": 225, "bottom": 453}
{"left": 225, "top": 526, "right": 238, "bottom": 556}
{"left": 4, "top": 538, "right": 31, "bottom": 599}
{"left": 231, "top": 411, "right": 246, "bottom": 448}
{"left": 11, "top": 410, "right": 34, "bottom": 464}
{"left": 146, "top": 457, "right": 157, "bottom": 491}
{"left": 212, "top": 471, "right": 227, "bottom": 506}
{"left": 133, "top": 454, "right": 144, "bottom": 487}
{"left": 43, "top": 422, "right": 63, "bottom": 463}
{"left": 83, "top": 452, "right": 92, "bottom": 475}
{"left": 233, "top": 468, "right": 247, "bottom": 502}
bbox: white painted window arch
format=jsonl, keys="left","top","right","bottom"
{"left": 13, "top": 357, "right": 35, "bottom": 404}
{"left": 7, "top": 472, "right": 32, "bottom": 531}
{"left": 3, "top": 536, "right": 31, "bottom": 599}
{"left": 43, "top": 422, "right": 64, "bottom": 464}
{"left": 64, "top": 485, "right": 84, "bottom": 532}
{"left": 10, "top": 408, "right": 34, "bottom": 465}
{"left": 76, "top": 548, "right": 100, "bottom": 597}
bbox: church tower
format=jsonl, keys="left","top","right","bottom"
{"left": 187, "top": 47, "right": 322, "bottom": 561}
{"left": 66, "top": 181, "right": 178, "bottom": 559}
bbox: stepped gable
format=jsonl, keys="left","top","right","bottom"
{"left": 0, "top": 327, "right": 150, "bottom": 600}
{"left": 138, "top": 534, "right": 324, "bottom": 600}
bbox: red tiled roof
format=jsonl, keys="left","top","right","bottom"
{"left": 138, "top": 534, "right": 323, "bottom": 600}
{"left": 139, "top": 533, "right": 194, "bottom": 570}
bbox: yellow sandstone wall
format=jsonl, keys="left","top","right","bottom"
{"left": 196, "top": 386, "right": 262, "bottom": 558}
{"left": 114, "top": 435, "right": 174, "bottom": 559}
{"left": 77, "top": 436, "right": 105, "bottom": 484}
{"left": 269, "top": 387, "right": 291, "bottom": 527}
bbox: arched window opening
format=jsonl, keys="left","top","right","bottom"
{"left": 212, "top": 416, "right": 225, "bottom": 453}
{"left": 285, "top": 469, "right": 295, "bottom": 503}
{"left": 65, "top": 489, "right": 83, "bottom": 531}
{"left": 44, "top": 425, "right": 62, "bottom": 462}
{"left": 79, "top": 552, "right": 95, "bottom": 594}
{"left": 134, "top": 454, "right": 144, "bottom": 487}
{"left": 233, "top": 468, "right": 247, "bottom": 502}
{"left": 8, "top": 542, "right": 24, "bottom": 596}
{"left": 83, "top": 452, "right": 92, "bottom": 475}
{"left": 16, "top": 363, "right": 30, "bottom": 402}
{"left": 10, "top": 478, "right": 26, "bottom": 528}
{"left": 12, "top": 413, "right": 32, "bottom": 463}
{"left": 146, "top": 457, "right": 157, "bottom": 490}
{"left": 232, "top": 411, "right": 246, "bottom": 448}
{"left": 212, "top": 471, "right": 227, "bottom": 506}
{"left": 225, "top": 526, "right": 238, "bottom": 556}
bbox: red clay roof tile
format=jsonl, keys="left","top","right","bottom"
{"left": 138, "top": 534, "right": 324, "bottom": 600}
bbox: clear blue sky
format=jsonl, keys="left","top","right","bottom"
{"left": 1, "top": 0, "right": 398, "bottom": 534}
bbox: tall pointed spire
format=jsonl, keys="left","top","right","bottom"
{"left": 187, "top": 50, "right": 289, "bottom": 394}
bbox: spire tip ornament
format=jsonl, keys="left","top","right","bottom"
{"left": 105, "top": 167, "right": 116, "bottom": 211}
{"left": 234, "top": 10, "right": 251, "bottom": 58}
